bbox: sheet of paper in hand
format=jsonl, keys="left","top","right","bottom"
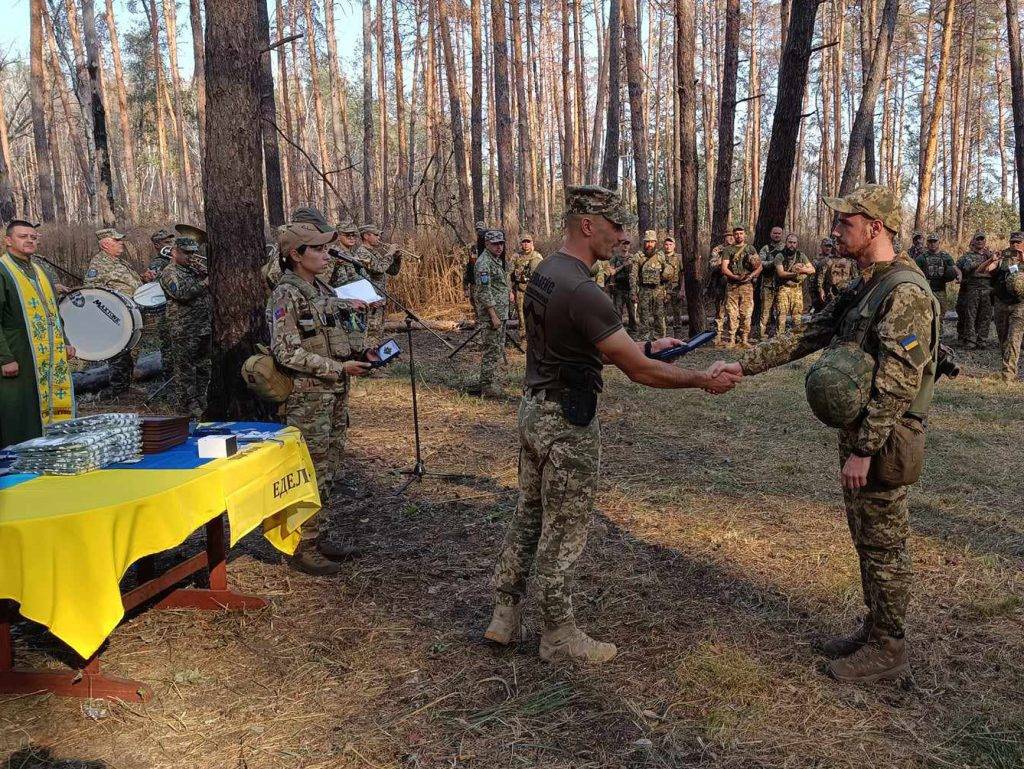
{"left": 335, "top": 279, "right": 383, "bottom": 304}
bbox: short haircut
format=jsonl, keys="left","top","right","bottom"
{"left": 5, "top": 219, "right": 36, "bottom": 236}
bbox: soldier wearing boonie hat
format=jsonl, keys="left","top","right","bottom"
{"left": 913, "top": 232, "right": 960, "bottom": 315}
{"left": 355, "top": 224, "right": 402, "bottom": 339}
{"left": 731, "top": 184, "right": 940, "bottom": 684}
{"left": 483, "top": 184, "right": 738, "bottom": 665}
{"left": 471, "top": 230, "right": 511, "bottom": 396}
{"left": 327, "top": 220, "right": 369, "bottom": 288}
{"left": 511, "top": 233, "right": 544, "bottom": 336}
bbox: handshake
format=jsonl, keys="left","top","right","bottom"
{"left": 647, "top": 337, "right": 744, "bottom": 394}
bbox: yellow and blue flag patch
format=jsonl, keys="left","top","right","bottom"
{"left": 899, "top": 333, "right": 919, "bottom": 352}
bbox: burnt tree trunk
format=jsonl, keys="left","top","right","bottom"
{"left": 601, "top": 0, "right": 622, "bottom": 189}
{"left": 753, "top": 0, "right": 819, "bottom": 249}
{"left": 81, "top": 0, "right": 118, "bottom": 225}
{"left": 1007, "top": 0, "right": 1024, "bottom": 225}
{"left": 256, "top": 0, "right": 285, "bottom": 226}
{"left": 203, "top": 0, "right": 268, "bottom": 420}
{"left": 622, "top": 0, "right": 651, "bottom": 236}
{"left": 675, "top": 0, "right": 703, "bottom": 332}
{"left": 711, "top": 0, "right": 740, "bottom": 245}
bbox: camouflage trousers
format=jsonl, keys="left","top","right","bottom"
{"left": 611, "top": 289, "right": 636, "bottom": 330}
{"left": 755, "top": 285, "right": 777, "bottom": 339}
{"left": 773, "top": 285, "right": 804, "bottom": 337}
{"left": 493, "top": 392, "right": 601, "bottom": 626}
{"left": 723, "top": 283, "right": 754, "bottom": 344}
{"left": 284, "top": 381, "right": 350, "bottom": 540}
{"left": 668, "top": 291, "right": 685, "bottom": 336}
{"left": 514, "top": 289, "right": 528, "bottom": 334}
{"left": 956, "top": 286, "right": 993, "bottom": 345}
{"left": 638, "top": 286, "right": 667, "bottom": 338}
{"left": 158, "top": 314, "right": 172, "bottom": 384}
{"left": 368, "top": 305, "right": 387, "bottom": 342}
{"left": 166, "top": 328, "right": 211, "bottom": 419}
{"left": 994, "top": 300, "right": 1024, "bottom": 380}
{"left": 838, "top": 428, "right": 913, "bottom": 637}
{"left": 107, "top": 349, "right": 135, "bottom": 394}
{"left": 477, "top": 312, "right": 507, "bottom": 393}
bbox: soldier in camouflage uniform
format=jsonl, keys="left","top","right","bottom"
{"left": 708, "top": 232, "right": 735, "bottom": 329}
{"left": 914, "top": 234, "right": 960, "bottom": 315}
{"left": 268, "top": 222, "right": 375, "bottom": 575}
{"left": 606, "top": 236, "right": 636, "bottom": 327}
{"left": 720, "top": 226, "right": 761, "bottom": 346}
{"left": 993, "top": 232, "right": 1024, "bottom": 381}
{"left": 511, "top": 234, "right": 544, "bottom": 334}
{"left": 772, "top": 233, "right": 814, "bottom": 335}
{"left": 663, "top": 236, "right": 685, "bottom": 337}
{"left": 484, "top": 184, "right": 738, "bottom": 664}
{"left": 823, "top": 249, "right": 858, "bottom": 302}
{"left": 906, "top": 232, "right": 925, "bottom": 262}
{"left": 149, "top": 227, "right": 176, "bottom": 381}
{"left": 633, "top": 230, "right": 671, "bottom": 338}
{"left": 755, "top": 225, "right": 785, "bottom": 339}
{"left": 159, "top": 237, "right": 211, "bottom": 419}
{"left": 356, "top": 225, "right": 403, "bottom": 338}
{"left": 83, "top": 228, "right": 156, "bottom": 396}
{"left": 472, "top": 230, "right": 511, "bottom": 397}
{"left": 719, "top": 185, "right": 938, "bottom": 684}
{"left": 955, "top": 233, "right": 997, "bottom": 349}
{"left": 807, "top": 238, "right": 833, "bottom": 313}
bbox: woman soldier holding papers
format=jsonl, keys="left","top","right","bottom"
{"left": 267, "top": 222, "right": 378, "bottom": 575}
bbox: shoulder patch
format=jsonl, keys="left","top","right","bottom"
{"left": 85, "top": 269, "right": 98, "bottom": 278}
{"left": 899, "top": 333, "right": 919, "bottom": 352}
{"left": 274, "top": 306, "right": 287, "bottom": 320}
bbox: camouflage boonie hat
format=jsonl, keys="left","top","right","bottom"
{"left": 151, "top": 227, "right": 176, "bottom": 245}
{"left": 475, "top": 221, "right": 486, "bottom": 230}
{"left": 1011, "top": 232, "right": 1024, "bottom": 243}
{"left": 520, "top": 233, "right": 534, "bottom": 242}
{"left": 484, "top": 229, "right": 506, "bottom": 244}
{"left": 823, "top": 184, "right": 902, "bottom": 233}
{"left": 926, "top": 233, "right": 939, "bottom": 242}
{"left": 664, "top": 235, "right": 675, "bottom": 243}
{"left": 564, "top": 184, "right": 637, "bottom": 227}
{"left": 337, "top": 220, "right": 360, "bottom": 235}
{"left": 360, "top": 224, "right": 382, "bottom": 237}
{"left": 278, "top": 222, "right": 337, "bottom": 254}
{"left": 96, "top": 227, "right": 125, "bottom": 241}
{"left": 974, "top": 231, "right": 986, "bottom": 240}
{"left": 175, "top": 236, "right": 200, "bottom": 254}
{"left": 643, "top": 229, "right": 657, "bottom": 242}
{"left": 291, "top": 206, "right": 334, "bottom": 234}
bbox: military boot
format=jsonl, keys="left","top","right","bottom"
{"left": 288, "top": 541, "right": 343, "bottom": 576}
{"left": 828, "top": 628, "right": 908, "bottom": 683}
{"left": 483, "top": 604, "right": 523, "bottom": 645}
{"left": 539, "top": 623, "right": 617, "bottom": 664}
{"left": 818, "top": 615, "right": 873, "bottom": 659}
{"left": 316, "top": 535, "right": 362, "bottom": 561}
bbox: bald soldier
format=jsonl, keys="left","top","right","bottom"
{"left": 483, "top": 185, "right": 739, "bottom": 664}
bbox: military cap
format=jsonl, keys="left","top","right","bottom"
{"left": 475, "top": 221, "right": 487, "bottom": 230}
{"left": 484, "top": 229, "right": 506, "bottom": 244}
{"left": 926, "top": 233, "right": 939, "bottom": 242}
{"left": 823, "top": 184, "right": 902, "bottom": 233}
{"left": 820, "top": 237, "right": 834, "bottom": 246}
{"left": 974, "top": 231, "right": 987, "bottom": 239}
{"left": 290, "top": 206, "right": 335, "bottom": 234}
{"left": 360, "top": 224, "right": 382, "bottom": 237}
{"left": 912, "top": 232, "right": 922, "bottom": 239}
{"left": 151, "top": 227, "right": 176, "bottom": 245}
{"left": 278, "top": 221, "right": 338, "bottom": 254}
{"left": 1011, "top": 232, "right": 1024, "bottom": 243}
{"left": 564, "top": 184, "right": 637, "bottom": 227}
{"left": 337, "top": 220, "right": 360, "bottom": 235}
{"left": 731, "top": 225, "right": 746, "bottom": 232}
{"left": 643, "top": 229, "right": 658, "bottom": 242}
{"left": 664, "top": 235, "right": 675, "bottom": 243}
{"left": 175, "top": 236, "right": 200, "bottom": 254}
{"left": 96, "top": 227, "right": 125, "bottom": 241}
{"left": 520, "top": 233, "right": 534, "bottom": 242}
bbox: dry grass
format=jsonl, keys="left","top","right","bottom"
{"left": 1, "top": 325, "right": 1022, "bottom": 768}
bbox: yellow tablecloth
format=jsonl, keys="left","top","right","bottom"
{"left": 0, "top": 427, "right": 320, "bottom": 658}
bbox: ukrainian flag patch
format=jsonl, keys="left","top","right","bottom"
{"left": 899, "top": 333, "right": 919, "bottom": 351}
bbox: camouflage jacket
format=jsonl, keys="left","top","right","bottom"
{"left": 510, "top": 250, "right": 544, "bottom": 290}
{"left": 773, "top": 249, "right": 811, "bottom": 287}
{"left": 328, "top": 245, "right": 369, "bottom": 288}
{"left": 149, "top": 246, "right": 172, "bottom": 276}
{"left": 807, "top": 257, "right": 829, "bottom": 301}
{"left": 267, "top": 270, "right": 367, "bottom": 392}
{"left": 473, "top": 249, "right": 511, "bottom": 314}
{"left": 631, "top": 249, "right": 672, "bottom": 292}
{"left": 956, "top": 250, "right": 995, "bottom": 290}
{"left": 159, "top": 261, "right": 211, "bottom": 330}
{"left": 739, "top": 256, "right": 936, "bottom": 456}
{"left": 823, "top": 257, "right": 857, "bottom": 296}
{"left": 758, "top": 243, "right": 785, "bottom": 288}
{"left": 590, "top": 259, "right": 611, "bottom": 288}
{"left": 354, "top": 243, "right": 402, "bottom": 281}
{"left": 84, "top": 252, "right": 143, "bottom": 296}
{"left": 720, "top": 243, "right": 760, "bottom": 282}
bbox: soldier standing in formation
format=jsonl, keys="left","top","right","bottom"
{"left": 906, "top": 232, "right": 925, "bottom": 261}
{"left": 717, "top": 185, "right": 939, "bottom": 683}
{"left": 267, "top": 222, "right": 376, "bottom": 575}
{"left": 356, "top": 225, "right": 403, "bottom": 338}
{"left": 159, "top": 236, "right": 211, "bottom": 419}
{"left": 663, "top": 236, "right": 685, "bottom": 337}
{"left": 483, "top": 185, "right": 739, "bottom": 664}
{"left": 755, "top": 225, "right": 785, "bottom": 339}
{"left": 472, "top": 230, "right": 511, "bottom": 397}
{"left": 708, "top": 231, "right": 734, "bottom": 329}
{"left": 83, "top": 228, "right": 156, "bottom": 397}
{"left": 148, "top": 227, "right": 176, "bottom": 386}
{"left": 720, "top": 226, "right": 761, "bottom": 347}
{"left": 772, "top": 233, "right": 814, "bottom": 335}
{"left": 510, "top": 234, "right": 543, "bottom": 336}
{"left": 955, "top": 233, "right": 997, "bottom": 349}
{"left": 993, "top": 232, "right": 1024, "bottom": 381}
{"left": 914, "top": 234, "right": 960, "bottom": 315}
{"left": 823, "top": 244, "right": 858, "bottom": 303}
{"left": 807, "top": 238, "right": 833, "bottom": 313}
{"left": 632, "top": 230, "right": 670, "bottom": 338}
{"left": 606, "top": 237, "right": 636, "bottom": 328}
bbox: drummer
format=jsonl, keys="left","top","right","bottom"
{"left": 148, "top": 227, "right": 176, "bottom": 380}
{"left": 83, "top": 228, "right": 155, "bottom": 398}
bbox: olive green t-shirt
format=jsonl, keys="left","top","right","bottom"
{"left": 523, "top": 251, "right": 623, "bottom": 392}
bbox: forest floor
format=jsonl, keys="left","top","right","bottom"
{"left": 1, "top": 320, "right": 1023, "bottom": 769}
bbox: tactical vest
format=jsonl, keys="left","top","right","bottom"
{"left": 612, "top": 257, "right": 631, "bottom": 289}
{"left": 278, "top": 272, "right": 366, "bottom": 368}
{"left": 777, "top": 251, "right": 807, "bottom": 286}
{"left": 640, "top": 254, "right": 663, "bottom": 287}
{"left": 922, "top": 253, "right": 946, "bottom": 281}
{"left": 994, "top": 254, "right": 1024, "bottom": 304}
{"left": 661, "top": 255, "right": 680, "bottom": 286}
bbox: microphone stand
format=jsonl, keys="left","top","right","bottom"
{"left": 333, "top": 252, "right": 467, "bottom": 493}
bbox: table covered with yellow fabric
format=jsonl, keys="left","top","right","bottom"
{"left": 0, "top": 423, "right": 320, "bottom": 659}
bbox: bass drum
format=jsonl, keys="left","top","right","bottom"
{"left": 133, "top": 281, "right": 167, "bottom": 313}
{"left": 59, "top": 288, "right": 143, "bottom": 361}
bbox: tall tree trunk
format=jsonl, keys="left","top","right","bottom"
{"left": 675, "top": 0, "right": 703, "bottom": 332}
{"left": 998, "top": 58, "right": 1009, "bottom": 203}
{"left": 754, "top": 0, "right": 820, "bottom": 248}
{"left": 491, "top": 0, "right": 520, "bottom": 236}
{"left": 601, "top": 0, "right": 623, "bottom": 189}
{"left": 203, "top": 0, "right": 268, "bottom": 420}
{"left": 189, "top": 0, "right": 207, "bottom": 158}
{"left": 28, "top": 0, "right": 55, "bottom": 222}
{"left": 275, "top": 0, "right": 297, "bottom": 208}
{"left": 375, "top": 0, "right": 389, "bottom": 225}
{"left": 302, "top": 0, "right": 333, "bottom": 213}
{"left": 914, "top": 0, "right": 957, "bottom": 231}
{"left": 438, "top": 0, "right": 472, "bottom": 238}
{"left": 780, "top": 0, "right": 792, "bottom": 51}
{"left": 711, "top": 0, "right": 740, "bottom": 244}
{"left": 470, "top": 0, "right": 484, "bottom": 222}
{"left": 162, "top": 0, "right": 196, "bottom": 211}
{"left": 622, "top": 0, "right": 651, "bottom": 236}
{"left": 1007, "top": 0, "right": 1024, "bottom": 226}
{"left": 104, "top": 0, "right": 138, "bottom": 220}
{"left": 146, "top": 0, "right": 172, "bottom": 213}
{"left": 256, "top": 0, "right": 285, "bottom": 226}
{"left": 81, "top": 0, "right": 117, "bottom": 224}
{"left": 572, "top": 0, "right": 587, "bottom": 169}
{"left": 559, "top": 2, "right": 575, "bottom": 179}
{"left": 0, "top": 86, "right": 14, "bottom": 222}
{"left": 748, "top": 0, "right": 761, "bottom": 227}
{"left": 838, "top": 0, "right": 899, "bottom": 194}
{"left": 391, "top": 0, "right": 409, "bottom": 228}
{"left": 362, "top": 0, "right": 375, "bottom": 221}
{"left": 509, "top": 0, "right": 534, "bottom": 228}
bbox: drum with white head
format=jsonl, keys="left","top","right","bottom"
{"left": 58, "top": 288, "right": 143, "bottom": 361}
{"left": 133, "top": 281, "right": 167, "bottom": 313}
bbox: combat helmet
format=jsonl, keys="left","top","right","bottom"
{"left": 804, "top": 342, "right": 875, "bottom": 428}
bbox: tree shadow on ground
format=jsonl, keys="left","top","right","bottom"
{"left": 3, "top": 746, "right": 109, "bottom": 768}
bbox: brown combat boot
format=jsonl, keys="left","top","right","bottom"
{"left": 828, "top": 628, "right": 908, "bottom": 683}
{"left": 818, "top": 615, "right": 873, "bottom": 659}
{"left": 288, "top": 541, "right": 343, "bottom": 576}
{"left": 316, "top": 536, "right": 362, "bottom": 561}
{"left": 483, "top": 604, "right": 523, "bottom": 645}
{"left": 539, "top": 623, "right": 617, "bottom": 664}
